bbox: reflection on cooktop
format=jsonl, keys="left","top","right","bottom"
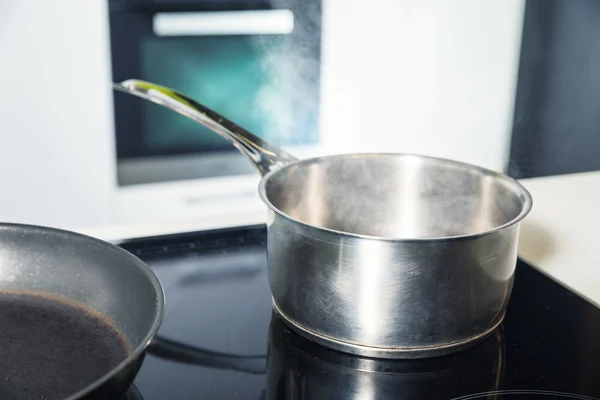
{"left": 451, "top": 391, "right": 599, "bottom": 399}
{"left": 124, "top": 385, "right": 143, "bottom": 400}
{"left": 267, "top": 313, "right": 504, "bottom": 399}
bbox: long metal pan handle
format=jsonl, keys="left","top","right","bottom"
{"left": 112, "top": 79, "right": 298, "bottom": 177}
{"left": 147, "top": 335, "right": 266, "bottom": 374}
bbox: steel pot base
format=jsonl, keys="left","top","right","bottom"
{"left": 272, "top": 299, "right": 505, "bottom": 359}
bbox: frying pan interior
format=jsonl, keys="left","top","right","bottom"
{"left": 0, "top": 224, "right": 164, "bottom": 399}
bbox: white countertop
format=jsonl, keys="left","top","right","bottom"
{"left": 516, "top": 171, "right": 600, "bottom": 307}
{"left": 79, "top": 171, "right": 600, "bottom": 307}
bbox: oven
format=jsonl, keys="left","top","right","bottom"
{"left": 108, "top": 0, "right": 322, "bottom": 186}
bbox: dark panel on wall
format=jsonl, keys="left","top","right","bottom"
{"left": 509, "top": 0, "right": 600, "bottom": 179}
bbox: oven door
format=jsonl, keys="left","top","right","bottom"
{"left": 109, "top": 0, "right": 322, "bottom": 185}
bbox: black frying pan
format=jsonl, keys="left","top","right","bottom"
{"left": 0, "top": 223, "right": 265, "bottom": 400}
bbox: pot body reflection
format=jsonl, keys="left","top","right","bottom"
{"left": 266, "top": 313, "right": 505, "bottom": 400}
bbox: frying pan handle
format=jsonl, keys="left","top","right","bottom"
{"left": 112, "top": 79, "right": 298, "bottom": 177}
{"left": 147, "top": 334, "right": 266, "bottom": 374}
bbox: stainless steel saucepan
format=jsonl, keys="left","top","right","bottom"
{"left": 113, "top": 79, "right": 533, "bottom": 359}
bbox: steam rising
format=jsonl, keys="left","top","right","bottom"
{"left": 264, "top": 155, "right": 528, "bottom": 239}
{"left": 250, "top": 0, "right": 322, "bottom": 144}
{"left": 244, "top": 2, "right": 529, "bottom": 240}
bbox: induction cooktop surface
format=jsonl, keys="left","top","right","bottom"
{"left": 116, "top": 225, "right": 600, "bottom": 400}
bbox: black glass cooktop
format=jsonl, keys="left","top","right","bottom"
{"left": 117, "top": 224, "right": 600, "bottom": 400}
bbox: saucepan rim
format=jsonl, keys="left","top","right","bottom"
{"left": 257, "top": 152, "right": 533, "bottom": 243}
{"left": 0, "top": 222, "right": 166, "bottom": 400}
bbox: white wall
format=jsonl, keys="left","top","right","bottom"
{"left": 0, "top": 0, "right": 525, "bottom": 230}
{"left": 319, "top": 0, "right": 526, "bottom": 171}
{"left": 0, "top": 0, "right": 115, "bottom": 230}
